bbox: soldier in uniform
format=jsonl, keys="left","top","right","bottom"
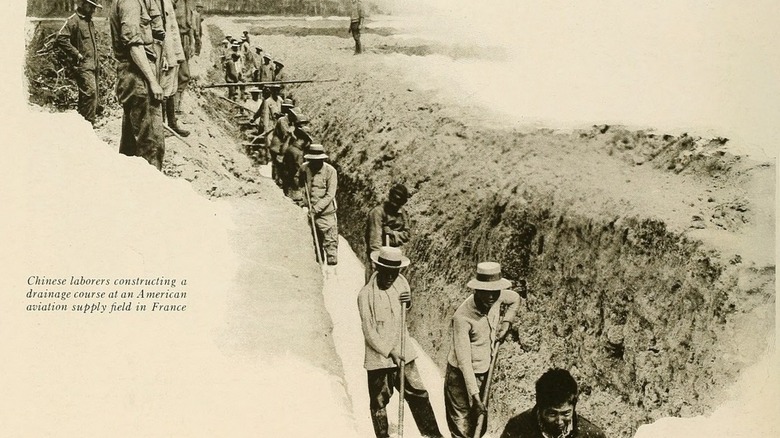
{"left": 110, "top": 0, "right": 166, "bottom": 170}
{"left": 56, "top": 0, "right": 102, "bottom": 125}
{"left": 160, "top": 0, "right": 189, "bottom": 136}
{"left": 173, "top": 0, "right": 193, "bottom": 112}
{"left": 349, "top": 0, "right": 365, "bottom": 54}
{"left": 192, "top": 3, "right": 204, "bottom": 56}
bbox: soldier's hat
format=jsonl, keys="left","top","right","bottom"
{"left": 304, "top": 144, "right": 328, "bottom": 160}
{"left": 370, "top": 247, "right": 411, "bottom": 269}
{"left": 466, "top": 262, "right": 512, "bottom": 290}
{"left": 84, "top": 0, "right": 103, "bottom": 8}
{"left": 273, "top": 60, "right": 284, "bottom": 67}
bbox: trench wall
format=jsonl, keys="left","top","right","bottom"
{"left": 202, "top": 31, "right": 775, "bottom": 436}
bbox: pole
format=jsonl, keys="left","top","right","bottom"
{"left": 398, "top": 303, "right": 407, "bottom": 438}
{"left": 216, "top": 94, "right": 254, "bottom": 113}
{"left": 201, "top": 78, "right": 339, "bottom": 89}
{"left": 304, "top": 181, "right": 323, "bottom": 265}
{"left": 163, "top": 124, "right": 205, "bottom": 148}
{"left": 472, "top": 340, "right": 503, "bottom": 438}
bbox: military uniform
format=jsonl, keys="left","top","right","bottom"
{"left": 110, "top": 0, "right": 166, "bottom": 170}
{"left": 349, "top": 0, "right": 365, "bottom": 54}
{"left": 57, "top": 8, "right": 99, "bottom": 124}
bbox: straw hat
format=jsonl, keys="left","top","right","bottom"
{"left": 304, "top": 144, "right": 328, "bottom": 160}
{"left": 370, "top": 247, "right": 410, "bottom": 269}
{"left": 467, "top": 262, "right": 512, "bottom": 290}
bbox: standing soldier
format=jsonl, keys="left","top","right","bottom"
{"left": 357, "top": 246, "right": 443, "bottom": 438}
{"left": 110, "top": 0, "right": 166, "bottom": 170}
{"left": 445, "top": 262, "right": 521, "bottom": 438}
{"left": 298, "top": 144, "right": 339, "bottom": 265}
{"left": 160, "top": 0, "right": 189, "bottom": 137}
{"left": 173, "top": 0, "right": 193, "bottom": 112}
{"left": 364, "top": 184, "right": 411, "bottom": 282}
{"left": 349, "top": 0, "right": 365, "bottom": 54}
{"left": 56, "top": 0, "right": 102, "bottom": 125}
{"left": 192, "top": 3, "right": 204, "bottom": 56}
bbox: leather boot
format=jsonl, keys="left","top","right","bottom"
{"left": 165, "top": 97, "right": 190, "bottom": 137}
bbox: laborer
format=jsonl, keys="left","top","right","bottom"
{"left": 56, "top": 0, "right": 102, "bottom": 125}
{"left": 364, "top": 183, "right": 411, "bottom": 282}
{"left": 500, "top": 369, "right": 606, "bottom": 438}
{"left": 282, "top": 121, "right": 310, "bottom": 201}
{"left": 173, "top": 0, "right": 193, "bottom": 112}
{"left": 110, "top": 0, "right": 166, "bottom": 170}
{"left": 298, "top": 144, "right": 338, "bottom": 265}
{"left": 349, "top": 0, "right": 365, "bottom": 54}
{"left": 257, "top": 53, "right": 275, "bottom": 83}
{"left": 269, "top": 99, "right": 296, "bottom": 186}
{"left": 445, "top": 262, "right": 520, "bottom": 438}
{"left": 272, "top": 59, "right": 286, "bottom": 96}
{"left": 357, "top": 246, "right": 443, "bottom": 438}
{"left": 160, "top": 0, "right": 189, "bottom": 136}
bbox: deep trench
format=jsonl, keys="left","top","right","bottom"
{"left": 203, "top": 24, "right": 774, "bottom": 437}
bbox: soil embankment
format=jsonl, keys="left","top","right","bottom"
{"left": 208, "top": 17, "right": 775, "bottom": 437}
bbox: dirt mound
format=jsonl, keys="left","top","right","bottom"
{"left": 224, "top": 27, "right": 774, "bottom": 437}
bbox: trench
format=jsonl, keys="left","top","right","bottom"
{"left": 202, "top": 18, "right": 775, "bottom": 437}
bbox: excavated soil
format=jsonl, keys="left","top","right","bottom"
{"left": 208, "top": 17, "right": 775, "bottom": 437}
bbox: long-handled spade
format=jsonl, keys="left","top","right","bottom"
{"left": 473, "top": 340, "right": 503, "bottom": 438}
{"left": 304, "top": 181, "right": 323, "bottom": 265}
{"left": 398, "top": 301, "right": 407, "bottom": 438}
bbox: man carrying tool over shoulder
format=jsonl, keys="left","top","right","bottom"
{"left": 110, "top": 0, "right": 166, "bottom": 170}
{"left": 358, "top": 246, "right": 443, "bottom": 438}
{"left": 445, "top": 262, "right": 520, "bottom": 438}
{"left": 56, "top": 0, "right": 102, "bottom": 125}
{"left": 297, "top": 144, "right": 339, "bottom": 266}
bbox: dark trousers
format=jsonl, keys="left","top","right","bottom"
{"left": 367, "top": 362, "right": 442, "bottom": 438}
{"left": 350, "top": 21, "right": 362, "bottom": 54}
{"left": 118, "top": 94, "right": 165, "bottom": 171}
{"left": 444, "top": 364, "right": 488, "bottom": 438}
{"left": 76, "top": 69, "right": 98, "bottom": 124}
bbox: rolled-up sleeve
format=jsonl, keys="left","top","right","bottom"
{"left": 118, "top": 0, "right": 146, "bottom": 47}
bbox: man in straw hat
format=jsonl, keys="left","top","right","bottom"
{"left": 298, "top": 144, "right": 339, "bottom": 265}
{"left": 358, "top": 247, "right": 443, "bottom": 438}
{"left": 445, "top": 262, "right": 521, "bottom": 438}
{"left": 56, "top": 0, "right": 103, "bottom": 125}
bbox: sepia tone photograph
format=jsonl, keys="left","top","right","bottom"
{"left": 2, "top": 0, "right": 777, "bottom": 436}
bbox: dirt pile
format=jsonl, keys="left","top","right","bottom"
{"left": 225, "top": 26, "right": 775, "bottom": 437}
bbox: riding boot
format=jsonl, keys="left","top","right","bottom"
{"left": 165, "top": 97, "right": 190, "bottom": 137}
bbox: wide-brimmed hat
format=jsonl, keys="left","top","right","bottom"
{"left": 370, "top": 246, "right": 410, "bottom": 269}
{"left": 304, "top": 144, "right": 328, "bottom": 160}
{"left": 247, "top": 87, "right": 262, "bottom": 94}
{"left": 273, "top": 60, "right": 284, "bottom": 67}
{"left": 262, "top": 53, "right": 272, "bottom": 60}
{"left": 281, "top": 99, "right": 294, "bottom": 108}
{"left": 467, "top": 262, "right": 512, "bottom": 290}
{"left": 85, "top": 0, "right": 103, "bottom": 8}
